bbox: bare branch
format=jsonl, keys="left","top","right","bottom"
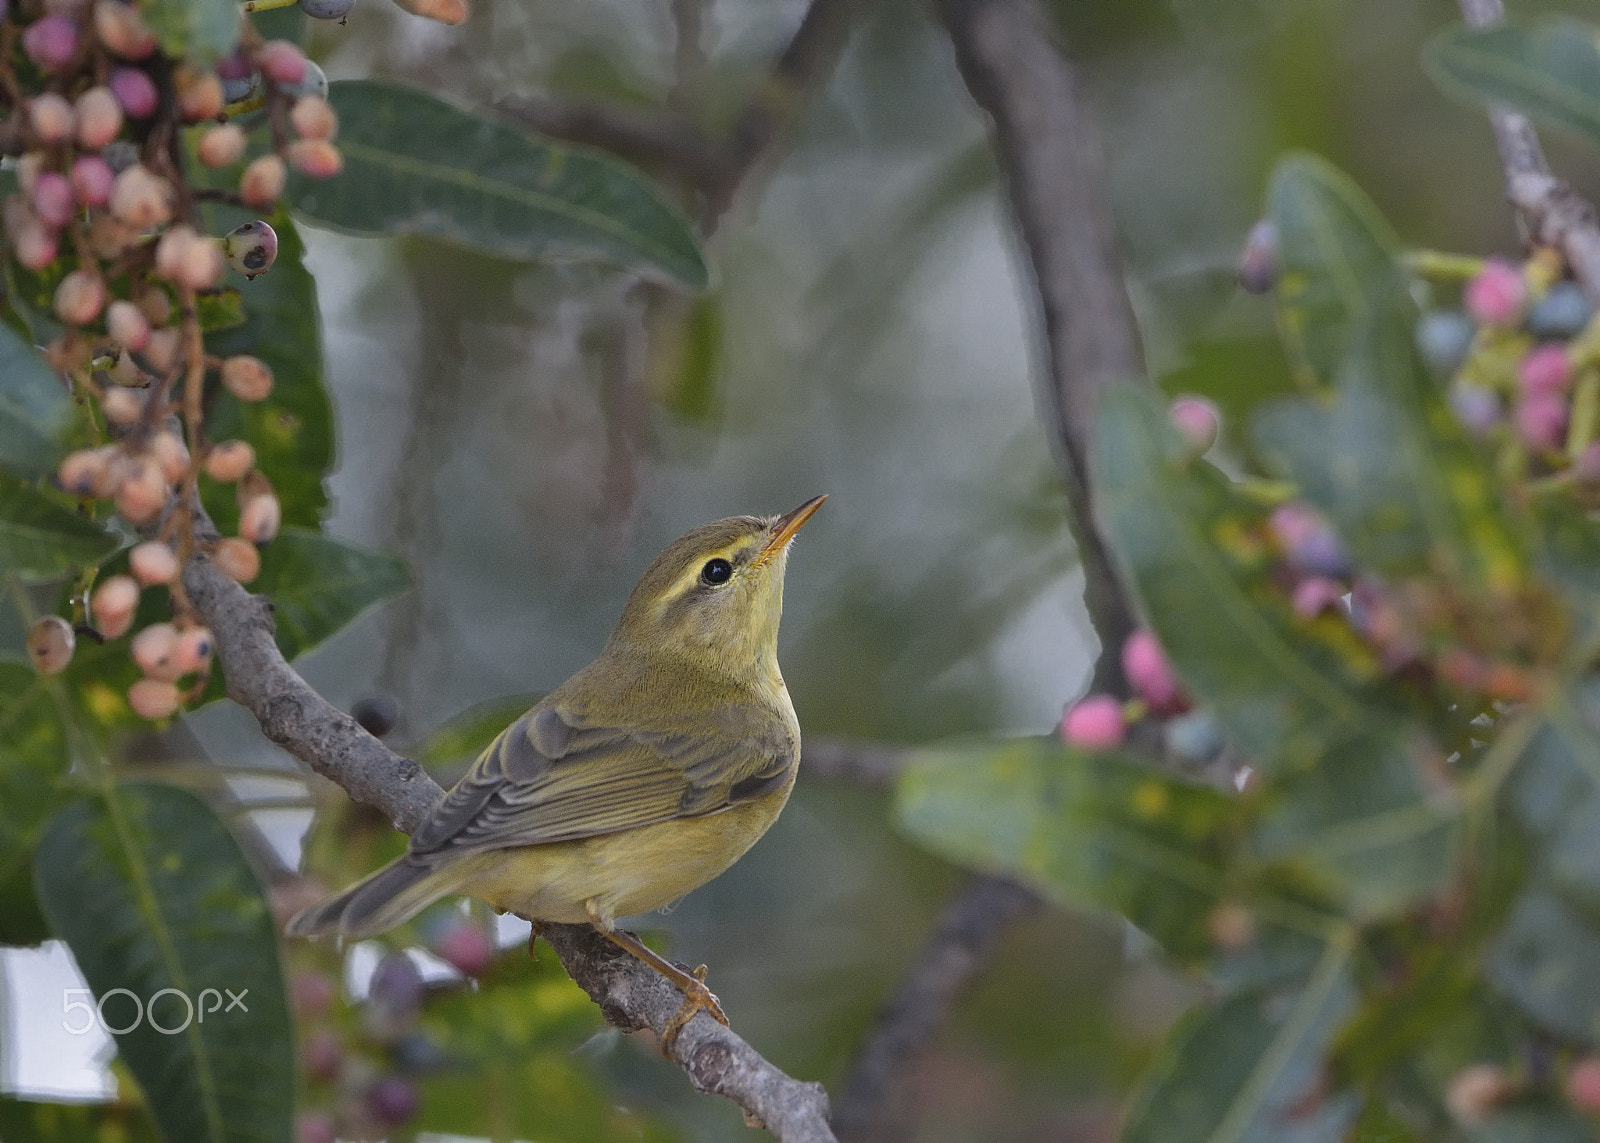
{"left": 1456, "top": 0, "right": 1600, "bottom": 301}
{"left": 832, "top": 876, "right": 1040, "bottom": 1142}
{"left": 181, "top": 550, "right": 837, "bottom": 1142}
{"left": 834, "top": 2, "right": 1149, "bottom": 1136}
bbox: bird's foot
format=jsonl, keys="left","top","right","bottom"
{"left": 660, "top": 964, "right": 728, "bottom": 1057}
{"left": 525, "top": 919, "right": 545, "bottom": 961}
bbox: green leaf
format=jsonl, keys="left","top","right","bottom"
{"left": 0, "top": 322, "right": 71, "bottom": 477}
{"left": 895, "top": 737, "right": 1241, "bottom": 960}
{"left": 1506, "top": 699, "right": 1600, "bottom": 907}
{"left": 291, "top": 81, "right": 709, "bottom": 289}
{"left": 1467, "top": 1106, "right": 1600, "bottom": 1143}
{"left": 1424, "top": 20, "right": 1600, "bottom": 151}
{"left": 0, "top": 1098, "right": 162, "bottom": 1141}
{"left": 1267, "top": 152, "right": 1403, "bottom": 391}
{"left": 1092, "top": 385, "right": 1391, "bottom": 772}
{"left": 203, "top": 211, "right": 333, "bottom": 529}
{"left": 1122, "top": 933, "right": 1359, "bottom": 1143}
{"left": 0, "top": 471, "right": 118, "bottom": 583}
{"left": 1486, "top": 884, "right": 1600, "bottom": 1047}
{"left": 253, "top": 528, "right": 408, "bottom": 660}
{"left": 197, "top": 287, "right": 246, "bottom": 334}
{"left": 32, "top": 783, "right": 293, "bottom": 1143}
{"left": 0, "top": 662, "right": 68, "bottom": 945}
{"left": 139, "top": 0, "right": 239, "bottom": 65}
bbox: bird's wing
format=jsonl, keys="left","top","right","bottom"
{"left": 408, "top": 702, "right": 794, "bottom": 857}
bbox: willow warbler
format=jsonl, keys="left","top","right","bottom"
{"left": 287, "top": 495, "right": 826, "bottom": 1044}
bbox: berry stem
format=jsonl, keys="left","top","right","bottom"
{"left": 241, "top": 0, "right": 302, "bottom": 12}
{"left": 1402, "top": 249, "right": 1487, "bottom": 281}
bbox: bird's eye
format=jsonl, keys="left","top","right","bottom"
{"left": 700, "top": 558, "right": 733, "bottom": 586}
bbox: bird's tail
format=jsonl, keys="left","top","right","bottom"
{"left": 285, "top": 854, "right": 474, "bottom": 940}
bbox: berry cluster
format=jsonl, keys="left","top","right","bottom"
{"left": 9, "top": 1, "right": 344, "bottom": 716}
{"left": 288, "top": 919, "right": 498, "bottom": 1143}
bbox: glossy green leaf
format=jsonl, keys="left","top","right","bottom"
{"left": 253, "top": 528, "right": 408, "bottom": 661}
{"left": 0, "top": 472, "right": 118, "bottom": 583}
{"left": 895, "top": 737, "right": 1240, "bottom": 960}
{"left": 1093, "top": 385, "right": 1391, "bottom": 772}
{"left": 0, "top": 662, "right": 68, "bottom": 944}
{"left": 1267, "top": 153, "right": 1403, "bottom": 391}
{"left": 33, "top": 783, "right": 293, "bottom": 1143}
{"left": 0, "top": 323, "right": 71, "bottom": 477}
{"left": 290, "top": 82, "right": 709, "bottom": 289}
{"left": 139, "top": 0, "right": 238, "bottom": 64}
{"left": 1486, "top": 884, "right": 1600, "bottom": 1047}
{"left": 1122, "top": 933, "right": 1359, "bottom": 1143}
{"left": 1425, "top": 20, "right": 1600, "bottom": 150}
{"left": 204, "top": 211, "right": 333, "bottom": 529}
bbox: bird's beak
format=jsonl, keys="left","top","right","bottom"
{"left": 754, "top": 494, "right": 827, "bottom": 566}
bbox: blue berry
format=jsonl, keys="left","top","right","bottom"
{"left": 1526, "top": 282, "right": 1594, "bottom": 339}
{"left": 222, "top": 73, "right": 258, "bottom": 104}
{"left": 300, "top": 0, "right": 355, "bottom": 18}
{"left": 1416, "top": 311, "right": 1475, "bottom": 376}
{"left": 1166, "top": 710, "right": 1224, "bottom": 765}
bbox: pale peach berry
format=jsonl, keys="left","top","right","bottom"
{"left": 127, "top": 678, "right": 180, "bottom": 719}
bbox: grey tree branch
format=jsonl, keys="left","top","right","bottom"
{"left": 181, "top": 550, "right": 836, "bottom": 1143}
{"left": 833, "top": 2, "right": 1148, "bottom": 1138}
{"left": 1457, "top": 0, "right": 1600, "bottom": 302}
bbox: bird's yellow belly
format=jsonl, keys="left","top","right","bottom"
{"left": 470, "top": 772, "right": 795, "bottom": 925}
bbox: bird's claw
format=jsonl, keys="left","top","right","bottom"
{"left": 660, "top": 964, "right": 729, "bottom": 1056}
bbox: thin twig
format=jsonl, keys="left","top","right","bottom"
{"left": 833, "top": 2, "right": 1148, "bottom": 1137}
{"left": 1456, "top": 0, "right": 1600, "bottom": 301}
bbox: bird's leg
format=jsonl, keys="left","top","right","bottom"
{"left": 526, "top": 919, "right": 545, "bottom": 961}
{"left": 584, "top": 899, "right": 729, "bottom": 1055}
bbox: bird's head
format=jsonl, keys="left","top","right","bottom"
{"left": 610, "top": 495, "right": 826, "bottom": 672}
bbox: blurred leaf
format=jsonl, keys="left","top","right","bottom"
{"left": 197, "top": 288, "right": 245, "bottom": 334}
{"left": 1267, "top": 152, "right": 1402, "bottom": 391}
{"left": 1093, "top": 385, "right": 1392, "bottom": 772}
{"left": 1425, "top": 20, "right": 1600, "bottom": 151}
{"left": 1486, "top": 884, "right": 1600, "bottom": 1047}
{"left": 1257, "top": 155, "right": 1525, "bottom": 591}
{"left": 0, "top": 472, "right": 118, "bottom": 583}
{"left": 415, "top": 693, "right": 539, "bottom": 767}
{"left": 652, "top": 293, "right": 723, "bottom": 423}
{"left": 1467, "top": 1105, "right": 1600, "bottom": 1143}
{"left": 0, "top": 322, "right": 71, "bottom": 478}
{"left": 1507, "top": 700, "right": 1600, "bottom": 906}
{"left": 1122, "top": 933, "right": 1359, "bottom": 1143}
{"left": 1253, "top": 734, "right": 1460, "bottom": 920}
{"left": 204, "top": 211, "right": 332, "bottom": 529}
{"left": 895, "top": 737, "right": 1244, "bottom": 961}
{"left": 0, "top": 1098, "right": 162, "bottom": 1141}
{"left": 139, "top": 0, "right": 238, "bottom": 64}
{"left": 33, "top": 783, "right": 293, "bottom": 1143}
{"left": 291, "top": 82, "right": 709, "bottom": 289}
{"left": 0, "top": 661, "right": 68, "bottom": 945}
{"left": 254, "top": 528, "right": 408, "bottom": 661}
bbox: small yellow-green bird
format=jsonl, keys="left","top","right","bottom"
{"left": 287, "top": 495, "right": 826, "bottom": 1045}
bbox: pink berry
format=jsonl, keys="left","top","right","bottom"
{"left": 223, "top": 219, "right": 277, "bottom": 277}
{"left": 170, "top": 626, "right": 212, "bottom": 674}
{"left": 127, "top": 678, "right": 180, "bottom": 720}
{"left": 1519, "top": 344, "right": 1571, "bottom": 395}
{"left": 257, "top": 41, "right": 308, "bottom": 87}
{"left": 286, "top": 139, "right": 342, "bottom": 179}
{"left": 295, "top": 1111, "right": 337, "bottom": 1143}
{"left": 142, "top": 326, "right": 181, "bottom": 375}
{"left": 433, "top": 922, "right": 495, "bottom": 976}
{"left": 1446, "top": 1064, "right": 1514, "bottom": 1126}
{"left": 108, "top": 67, "right": 159, "bottom": 118}
{"left": 13, "top": 220, "right": 58, "bottom": 270}
{"left": 74, "top": 86, "right": 123, "bottom": 149}
{"left": 1167, "top": 395, "right": 1219, "bottom": 455}
{"left": 131, "top": 621, "right": 180, "bottom": 680}
{"left": 365, "top": 1077, "right": 419, "bottom": 1127}
{"left": 1515, "top": 390, "right": 1568, "bottom": 451}
{"left": 109, "top": 164, "right": 173, "bottom": 228}
{"left": 129, "top": 540, "right": 179, "bottom": 585}
{"left": 175, "top": 68, "right": 223, "bottom": 122}
{"left": 213, "top": 537, "right": 260, "bottom": 583}
{"left": 31, "top": 172, "right": 75, "bottom": 229}
{"left": 239, "top": 155, "right": 286, "bottom": 209}
{"left": 1061, "top": 694, "right": 1126, "bottom": 751}
{"left": 99, "top": 386, "right": 141, "bottom": 426}
{"left": 179, "top": 235, "right": 225, "bottom": 290}
{"left": 1292, "top": 576, "right": 1345, "bottom": 618}
{"left": 204, "top": 440, "right": 255, "bottom": 482}
{"left": 93, "top": 0, "right": 157, "bottom": 58}
{"left": 106, "top": 299, "right": 149, "bottom": 351}
{"left": 1564, "top": 1057, "right": 1600, "bottom": 1114}
{"left": 289, "top": 96, "right": 337, "bottom": 141}
{"left": 196, "top": 123, "right": 246, "bottom": 168}
{"left": 91, "top": 575, "right": 140, "bottom": 638}
{"left": 28, "top": 93, "right": 75, "bottom": 145}
{"left": 149, "top": 431, "right": 189, "bottom": 483}
{"left": 300, "top": 1031, "right": 342, "bottom": 1083}
{"left": 1464, "top": 259, "right": 1526, "bottom": 327}
{"left": 53, "top": 269, "right": 107, "bottom": 326}
{"left": 1121, "top": 629, "right": 1184, "bottom": 713}
{"left": 69, "top": 155, "right": 114, "bottom": 207}
{"left": 221, "top": 355, "right": 273, "bottom": 402}
{"left": 216, "top": 50, "right": 252, "bottom": 80}
{"left": 114, "top": 456, "right": 166, "bottom": 523}
{"left": 238, "top": 493, "right": 281, "bottom": 544}
{"left": 27, "top": 616, "right": 75, "bottom": 675}
{"left": 57, "top": 447, "right": 117, "bottom": 498}
{"left": 23, "top": 14, "right": 79, "bottom": 72}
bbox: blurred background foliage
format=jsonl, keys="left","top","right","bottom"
{"left": 8, "top": 0, "right": 1600, "bottom": 1141}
